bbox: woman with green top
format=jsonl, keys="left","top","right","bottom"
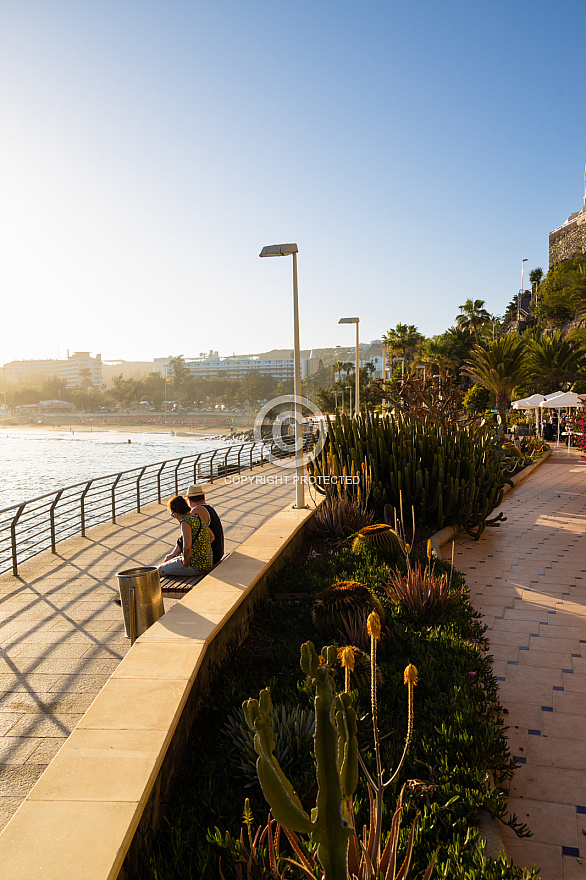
{"left": 159, "top": 495, "right": 213, "bottom": 577}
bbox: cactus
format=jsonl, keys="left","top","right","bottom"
{"left": 312, "top": 581, "right": 384, "bottom": 638}
{"left": 243, "top": 642, "right": 357, "bottom": 880}
{"left": 308, "top": 411, "right": 508, "bottom": 539}
{"left": 351, "top": 523, "right": 403, "bottom": 561}
{"left": 243, "top": 632, "right": 431, "bottom": 880}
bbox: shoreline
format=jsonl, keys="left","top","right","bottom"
{"left": 0, "top": 423, "right": 231, "bottom": 438}
{"left": 0, "top": 416, "right": 255, "bottom": 439}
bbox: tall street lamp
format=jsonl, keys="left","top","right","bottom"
{"left": 259, "top": 243, "right": 305, "bottom": 508}
{"left": 339, "top": 317, "right": 360, "bottom": 416}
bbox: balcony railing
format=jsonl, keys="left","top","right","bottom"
{"left": 0, "top": 439, "right": 289, "bottom": 576}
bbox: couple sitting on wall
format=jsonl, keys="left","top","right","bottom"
{"left": 159, "top": 484, "right": 224, "bottom": 578}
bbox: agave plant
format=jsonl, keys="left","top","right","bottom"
{"left": 313, "top": 496, "right": 375, "bottom": 541}
{"left": 312, "top": 581, "right": 384, "bottom": 638}
{"left": 382, "top": 551, "right": 461, "bottom": 616}
{"left": 221, "top": 702, "right": 316, "bottom": 788}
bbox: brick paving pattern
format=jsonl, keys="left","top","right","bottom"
{"left": 444, "top": 448, "right": 586, "bottom": 879}
{"left": 0, "top": 464, "right": 297, "bottom": 830}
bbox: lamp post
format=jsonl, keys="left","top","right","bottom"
{"left": 259, "top": 243, "right": 304, "bottom": 508}
{"left": 338, "top": 317, "right": 360, "bottom": 416}
{"left": 518, "top": 258, "right": 528, "bottom": 323}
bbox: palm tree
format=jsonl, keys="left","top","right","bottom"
{"left": 523, "top": 331, "right": 586, "bottom": 394}
{"left": 382, "top": 324, "right": 424, "bottom": 371}
{"left": 456, "top": 299, "right": 492, "bottom": 343}
{"left": 462, "top": 335, "right": 526, "bottom": 427}
{"left": 416, "top": 336, "right": 459, "bottom": 380}
{"left": 332, "top": 361, "right": 344, "bottom": 382}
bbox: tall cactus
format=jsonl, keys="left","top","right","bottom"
{"left": 243, "top": 642, "right": 357, "bottom": 880}
{"left": 309, "top": 411, "right": 508, "bottom": 538}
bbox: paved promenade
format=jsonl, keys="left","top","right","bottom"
{"left": 443, "top": 448, "right": 586, "bottom": 879}
{"left": 0, "top": 465, "right": 298, "bottom": 830}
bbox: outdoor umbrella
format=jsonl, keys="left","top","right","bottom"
{"left": 539, "top": 392, "right": 584, "bottom": 447}
{"left": 511, "top": 394, "right": 546, "bottom": 435}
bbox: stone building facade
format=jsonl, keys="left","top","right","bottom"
{"left": 549, "top": 166, "right": 586, "bottom": 267}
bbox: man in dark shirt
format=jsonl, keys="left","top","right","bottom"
{"left": 186, "top": 484, "right": 225, "bottom": 565}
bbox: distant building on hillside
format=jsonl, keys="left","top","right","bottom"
{"left": 154, "top": 351, "right": 319, "bottom": 381}
{"left": 2, "top": 352, "right": 102, "bottom": 388}
{"left": 549, "top": 166, "right": 586, "bottom": 266}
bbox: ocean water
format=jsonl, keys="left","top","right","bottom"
{"left": 0, "top": 429, "right": 232, "bottom": 510}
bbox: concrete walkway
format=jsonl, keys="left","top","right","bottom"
{"left": 443, "top": 448, "right": 586, "bottom": 879}
{"left": 0, "top": 465, "right": 298, "bottom": 830}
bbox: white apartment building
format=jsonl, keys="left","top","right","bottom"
{"left": 154, "top": 351, "right": 319, "bottom": 381}
{"left": 2, "top": 352, "right": 103, "bottom": 388}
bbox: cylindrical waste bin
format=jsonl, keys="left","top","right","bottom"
{"left": 117, "top": 566, "right": 165, "bottom": 643}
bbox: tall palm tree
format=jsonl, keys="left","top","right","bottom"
{"left": 382, "top": 324, "right": 424, "bottom": 371}
{"left": 523, "top": 331, "right": 586, "bottom": 393}
{"left": 416, "top": 335, "right": 459, "bottom": 380}
{"left": 332, "top": 361, "right": 344, "bottom": 382}
{"left": 456, "top": 299, "right": 492, "bottom": 343}
{"left": 462, "top": 335, "right": 526, "bottom": 426}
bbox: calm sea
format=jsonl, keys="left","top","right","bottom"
{"left": 0, "top": 429, "right": 232, "bottom": 510}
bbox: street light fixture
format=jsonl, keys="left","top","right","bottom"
{"left": 259, "top": 243, "right": 305, "bottom": 509}
{"left": 338, "top": 317, "right": 360, "bottom": 416}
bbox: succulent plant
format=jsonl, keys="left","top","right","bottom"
{"left": 221, "top": 701, "right": 315, "bottom": 788}
{"left": 351, "top": 523, "right": 403, "bottom": 561}
{"left": 383, "top": 556, "right": 462, "bottom": 616}
{"left": 308, "top": 411, "right": 509, "bottom": 538}
{"left": 243, "top": 644, "right": 358, "bottom": 880}
{"left": 313, "top": 495, "right": 375, "bottom": 541}
{"left": 312, "top": 580, "right": 384, "bottom": 637}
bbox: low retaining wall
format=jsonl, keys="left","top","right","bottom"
{"left": 0, "top": 503, "right": 316, "bottom": 880}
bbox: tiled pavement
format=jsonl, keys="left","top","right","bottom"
{"left": 443, "top": 448, "right": 586, "bottom": 879}
{"left": 0, "top": 464, "right": 297, "bottom": 830}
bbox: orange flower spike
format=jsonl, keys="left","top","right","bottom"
{"left": 404, "top": 664, "right": 418, "bottom": 686}
{"left": 404, "top": 664, "right": 418, "bottom": 740}
{"left": 426, "top": 539, "right": 433, "bottom": 560}
{"left": 340, "top": 646, "right": 356, "bottom": 672}
{"left": 340, "top": 645, "right": 356, "bottom": 693}
{"left": 367, "top": 611, "right": 381, "bottom": 641}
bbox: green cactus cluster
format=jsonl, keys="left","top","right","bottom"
{"left": 243, "top": 643, "right": 358, "bottom": 880}
{"left": 308, "top": 412, "right": 509, "bottom": 538}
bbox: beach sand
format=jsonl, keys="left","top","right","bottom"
{"left": 0, "top": 416, "right": 254, "bottom": 439}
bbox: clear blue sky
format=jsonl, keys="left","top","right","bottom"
{"left": 1, "top": 0, "right": 585, "bottom": 364}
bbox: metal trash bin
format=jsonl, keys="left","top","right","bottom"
{"left": 117, "top": 566, "right": 164, "bottom": 644}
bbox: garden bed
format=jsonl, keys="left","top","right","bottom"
{"left": 140, "top": 536, "right": 540, "bottom": 880}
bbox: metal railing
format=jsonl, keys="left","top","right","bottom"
{"left": 0, "top": 439, "right": 289, "bottom": 577}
